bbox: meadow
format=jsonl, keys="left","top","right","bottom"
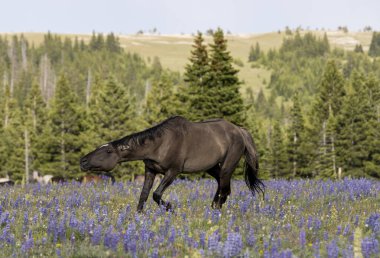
{"left": 0, "top": 179, "right": 379, "bottom": 257}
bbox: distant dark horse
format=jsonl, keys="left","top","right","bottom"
{"left": 80, "top": 116, "right": 264, "bottom": 212}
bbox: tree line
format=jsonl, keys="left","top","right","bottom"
{"left": 0, "top": 30, "right": 379, "bottom": 182}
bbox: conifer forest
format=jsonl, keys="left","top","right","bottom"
{"left": 1, "top": 29, "right": 380, "bottom": 182}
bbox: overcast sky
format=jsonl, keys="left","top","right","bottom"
{"left": 1, "top": 0, "right": 379, "bottom": 34}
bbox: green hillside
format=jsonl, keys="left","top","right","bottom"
{"left": 1, "top": 30, "right": 373, "bottom": 96}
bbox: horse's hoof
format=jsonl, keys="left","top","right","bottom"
{"left": 165, "top": 202, "right": 173, "bottom": 212}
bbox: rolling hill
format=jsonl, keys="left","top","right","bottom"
{"left": 1, "top": 30, "right": 373, "bottom": 95}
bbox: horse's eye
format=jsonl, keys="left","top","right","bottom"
{"left": 107, "top": 149, "right": 113, "bottom": 153}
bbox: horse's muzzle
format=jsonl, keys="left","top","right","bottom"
{"left": 80, "top": 157, "right": 89, "bottom": 171}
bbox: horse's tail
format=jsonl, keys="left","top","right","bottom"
{"left": 240, "top": 127, "right": 265, "bottom": 197}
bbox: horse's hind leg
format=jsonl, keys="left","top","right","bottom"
{"left": 152, "top": 169, "right": 178, "bottom": 211}
{"left": 214, "top": 148, "right": 243, "bottom": 209}
{"left": 207, "top": 165, "right": 221, "bottom": 209}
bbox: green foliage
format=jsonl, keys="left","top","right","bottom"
{"left": 248, "top": 42, "right": 261, "bottom": 62}
{"left": 144, "top": 72, "right": 180, "bottom": 125}
{"left": 37, "top": 75, "right": 85, "bottom": 178}
{"left": 368, "top": 31, "right": 380, "bottom": 57}
{"left": 267, "top": 121, "right": 287, "bottom": 178}
{"left": 286, "top": 93, "right": 308, "bottom": 178}
{"left": 208, "top": 28, "right": 245, "bottom": 125}
{"left": 335, "top": 71, "right": 379, "bottom": 178}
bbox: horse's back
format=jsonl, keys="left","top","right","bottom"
{"left": 178, "top": 119, "right": 245, "bottom": 172}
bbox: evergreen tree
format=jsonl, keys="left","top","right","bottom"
{"left": 24, "top": 81, "right": 47, "bottom": 174}
{"left": 310, "top": 60, "right": 345, "bottom": 177}
{"left": 335, "top": 71, "right": 378, "bottom": 177}
{"left": 184, "top": 32, "right": 210, "bottom": 121}
{"left": 208, "top": 28, "right": 245, "bottom": 125}
{"left": 286, "top": 92, "right": 307, "bottom": 178}
{"left": 249, "top": 42, "right": 261, "bottom": 62}
{"left": 145, "top": 72, "right": 183, "bottom": 124}
{"left": 314, "top": 112, "right": 338, "bottom": 178}
{"left": 354, "top": 44, "right": 364, "bottom": 53}
{"left": 267, "top": 121, "right": 287, "bottom": 178}
{"left": 88, "top": 76, "right": 142, "bottom": 179}
{"left": 368, "top": 31, "right": 380, "bottom": 57}
{"left": 38, "top": 75, "right": 85, "bottom": 178}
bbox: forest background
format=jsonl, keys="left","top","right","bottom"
{"left": 0, "top": 27, "right": 380, "bottom": 182}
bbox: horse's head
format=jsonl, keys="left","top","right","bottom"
{"left": 80, "top": 141, "right": 136, "bottom": 172}
{"left": 80, "top": 143, "right": 121, "bottom": 172}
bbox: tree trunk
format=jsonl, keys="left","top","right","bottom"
{"left": 86, "top": 69, "right": 92, "bottom": 108}
{"left": 24, "top": 128, "right": 30, "bottom": 184}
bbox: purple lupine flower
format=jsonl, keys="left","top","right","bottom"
{"left": 324, "top": 231, "right": 329, "bottom": 241}
{"left": 20, "top": 230, "right": 33, "bottom": 253}
{"left": 104, "top": 226, "right": 120, "bottom": 251}
{"left": 91, "top": 225, "right": 102, "bottom": 245}
{"left": 150, "top": 248, "right": 159, "bottom": 258}
{"left": 361, "top": 237, "right": 379, "bottom": 258}
{"left": 313, "top": 239, "right": 320, "bottom": 258}
{"left": 199, "top": 231, "right": 206, "bottom": 249}
{"left": 314, "top": 218, "right": 322, "bottom": 230}
{"left": 208, "top": 229, "right": 220, "bottom": 252}
{"left": 278, "top": 249, "right": 293, "bottom": 258}
{"left": 336, "top": 225, "right": 342, "bottom": 235}
{"left": 307, "top": 216, "right": 313, "bottom": 230}
{"left": 365, "top": 213, "right": 380, "bottom": 234}
{"left": 223, "top": 232, "right": 243, "bottom": 258}
{"left": 326, "top": 239, "right": 339, "bottom": 258}
{"left": 123, "top": 223, "right": 137, "bottom": 254}
{"left": 168, "top": 227, "right": 176, "bottom": 244}
{"left": 300, "top": 230, "right": 306, "bottom": 249}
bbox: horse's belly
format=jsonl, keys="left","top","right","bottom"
{"left": 182, "top": 154, "right": 221, "bottom": 172}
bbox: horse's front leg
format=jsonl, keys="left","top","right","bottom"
{"left": 152, "top": 170, "right": 177, "bottom": 211}
{"left": 137, "top": 168, "right": 156, "bottom": 212}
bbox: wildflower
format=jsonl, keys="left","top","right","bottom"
{"left": 91, "top": 225, "right": 102, "bottom": 245}
{"left": 104, "top": 226, "right": 120, "bottom": 251}
{"left": 361, "top": 237, "right": 379, "bottom": 258}
{"left": 300, "top": 230, "right": 306, "bottom": 249}
{"left": 223, "top": 232, "right": 243, "bottom": 258}
{"left": 326, "top": 239, "right": 339, "bottom": 258}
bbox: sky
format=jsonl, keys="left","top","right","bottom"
{"left": 0, "top": 0, "right": 379, "bottom": 35}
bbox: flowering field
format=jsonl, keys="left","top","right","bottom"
{"left": 0, "top": 179, "right": 379, "bottom": 257}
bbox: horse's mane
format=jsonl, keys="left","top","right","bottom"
{"left": 114, "top": 116, "right": 187, "bottom": 147}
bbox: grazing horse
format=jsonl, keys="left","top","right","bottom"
{"left": 80, "top": 116, "right": 264, "bottom": 212}
{"left": 0, "top": 177, "right": 14, "bottom": 186}
{"left": 33, "top": 171, "right": 54, "bottom": 185}
{"left": 79, "top": 174, "right": 114, "bottom": 184}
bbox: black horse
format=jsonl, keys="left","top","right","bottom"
{"left": 80, "top": 116, "right": 264, "bottom": 212}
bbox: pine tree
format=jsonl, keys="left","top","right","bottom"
{"left": 24, "top": 81, "right": 47, "bottom": 177}
{"left": 88, "top": 76, "right": 142, "bottom": 179}
{"left": 144, "top": 72, "right": 179, "bottom": 125}
{"left": 267, "top": 121, "right": 287, "bottom": 178}
{"left": 184, "top": 32, "right": 210, "bottom": 121}
{"left": 286, "top": 92, "right": 307, "bottom": 178}
{"left": 0, "top": 84, "right": 25, "bottom": 181}
{"left": 208, "top": 28, "right": 245, "bottom": 125}
{"left": 310, "top": 60, "right": 345, "bottom": 178}
{"left": 368, "top": 31, "right": 380, "bottom": 57}
{"left": 38, "top": 75, "right": 85, "bottom": 178}
{"left": 335, "top": 71, "right": 378, "bottom": 177}
{"left": 249, "top": 42, "right": 261, "bottom": 62}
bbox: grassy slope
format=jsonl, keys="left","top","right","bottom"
{"left": 1, "top": 30, "right": 373, "bottom": 96}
